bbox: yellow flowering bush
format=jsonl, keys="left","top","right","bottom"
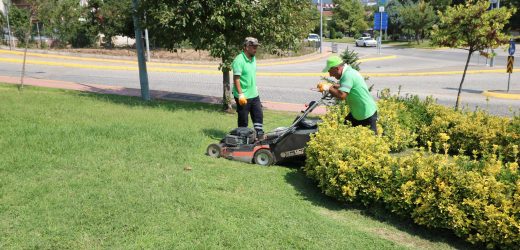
{"left": 377, "top": 98, "right": 418, "bottom": 152}
{"left": 304, "top": 111, "right": 393, "bottom": 205}
{"left": 418, "top": 105, "right": 518, "bottom": 163}
{"left": 305, "top": 92, "right": 520, "bottom": 248}
{"left": 377, "top": 90, "right": 519, "bottom": 163}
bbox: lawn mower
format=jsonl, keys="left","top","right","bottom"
{"left": 206, "top": 91, "right": 334, "bottom": 166}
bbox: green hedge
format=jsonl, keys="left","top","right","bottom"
{"left": 305, "top": 94, "right": 520, "bottom": 248}
{"left": 379, "top": 91, "right": 519, "bottom": 163}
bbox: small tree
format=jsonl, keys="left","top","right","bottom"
{"left": 32, "top": 0, "right": 88, "bottom": 47}
{"left": 8, "top": 5, "right": 30, "bottom": 43}
{"left": 331, "top": 0, "right": 368, "bottom": 37}
{"left": 85, "top": 0, "right": 134, "bottom": 48}
{"left": 341, "top": 48, "right": 361, "bottom": 71}
{"left": 398, "top": 0, "right": 436, "bottom": 44}
{"left": 431, "top": 0, "right": 516, "bottom": 110}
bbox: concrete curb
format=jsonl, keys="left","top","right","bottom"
{"left": 482, "top": 90, "right": 520, "bottom": 100}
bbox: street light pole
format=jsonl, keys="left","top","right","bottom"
{"left": 5, "top": 0, "right": 13, "bottom": 50}
{"left": 489, "top": 0, "right": 498, "bottom": 67}
{"left": 144, "top": 13, "right": 151, "bottom": 62}
{"left": 131, "top": 0, "right": 150, "bottom": 101}
{"left": 319, "top": 0, "right": 323, "bottom": 54}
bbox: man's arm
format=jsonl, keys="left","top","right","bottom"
{"left": 233, "top": 75, "right": 247, "bottom": 105}
{"left": 233, "top": 75, "right": 243, "bottom": 94}
{"left": 328, "top": 85, "right": 348, "bottom": 100}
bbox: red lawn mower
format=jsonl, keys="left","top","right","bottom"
{"left": 206, "top": 92, "right": 334, "bottom": 166}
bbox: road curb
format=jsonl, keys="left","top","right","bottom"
{"left": 482, "top": 90, "right": 520, "bottom": 100}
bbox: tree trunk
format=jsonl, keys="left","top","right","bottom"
{"left": 222, "top": 68, "right": 233, "bottom": 112}
{"left": 20, "top": 13, "right": 32, "bottom": 91}
{"left": 455, "top": 50, "right": 473, "bottom": 111}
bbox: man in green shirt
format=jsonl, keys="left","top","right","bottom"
{"left": 319, "top": 55, "right": 378, "bottom": 134}
{"left": 232, "top": 37, "right": 264, "bottom": 137}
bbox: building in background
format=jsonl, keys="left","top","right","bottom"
{"left": 10, "top": 0, "right": 30, "bottom": 9}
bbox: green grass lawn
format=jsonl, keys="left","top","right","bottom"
{"left": 324, "top": 37, "right": 356, "bottom": 43}
{"left": 382, "top": 40, "right": 441, "bottom": 49}
{"left": 0, "top": 84, "right": 475, "bottom": 249}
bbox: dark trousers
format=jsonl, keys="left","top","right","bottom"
{"left": 344, "top": 111, "right": 378, "bottom": 135}
{"left": 235, "top": 96, "right": 264, "bottom": 135}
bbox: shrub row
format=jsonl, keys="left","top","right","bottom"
{"left": 378, "top": 91, "right": 519, "bottom": 164}
{"left": 305, "top": 95, "right": 520, "bottom": 248}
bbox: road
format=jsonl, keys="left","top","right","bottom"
{"left": 0, "top": 45, "right": 518, "bottom": 116}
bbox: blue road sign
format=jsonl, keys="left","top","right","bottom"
{"left": 374, "top": 12, "right": 388, "bottom": 30}
{"left": 509, "top": 39, "right": 516, "bottom": 56}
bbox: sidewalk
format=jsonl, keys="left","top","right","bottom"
{"left": 0, "top": 75, "right": 327, "bottom": 114}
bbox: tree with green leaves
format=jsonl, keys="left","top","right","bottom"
{"left": 431, "top": 0, "right": 516, "bottom": 110}
{"left": 330, "top": 0, "right": 367, "bottom": 37}
{"left": 0, "top": 9, "right": 4, "bottom": 27}
{"left": 341, "top": 48, "right": 361, "bottom": 71}
{"left": 7, "top": 5, "right": 30, "bottom": 43}
{"left": 310, "top": 5, "right": 323, "bottom": 35}
{"left": 84, "top": 0, "right": 134, "bottom": 48}
{"left": 34, "top": 0, "right": 90, "bottom": 47}
{"left": 428, "top": 0, "right": 452, "bottom": 12}
{"left": 501, "top": 0, "right": 520, "bottom": 30}
{"left": 34, "top": 0, "right": 133, "bottom": 48}
{"left": 141, "top": 0, "right": 314, "bottom": 111}
{"left": 393, "top": 0, "right": 451, "bottom": 12}
{"left": 385, "top": 0, "right": 403, "bottom": 40}
{"left": 398, "top": 0, "right": 436, "bottom": 44}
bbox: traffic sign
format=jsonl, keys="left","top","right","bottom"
{"left": 373, "top": 12, "right": 388, "bottom": 30}
{"left": 509, "top": 39, "right": 516, "bottom": 56}
{"left": 507, "top": 56, "right": 514, "bottom": 73}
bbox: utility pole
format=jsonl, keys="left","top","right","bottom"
{"left": 5, "top": 0, "right": 13, "bottom": 50}
{"left": 36, "top": 22, "right": 42, "bottom": 49}
{"left": 319, "top": 0, "right": 323, "bottom": 53}
{"left": 379, "top": 9, "right": 382, "bottom": 55}
{"left": 145, "top": 28, "right": 150, "bottom": 61}
{"left": 131, "top": 0, "right": 150, "bottom": 101}
{"left": 144, "top": 13, "right": 151, "bottom": 62}
{"left": 20, "top": 9, "right": 33, "bottom": 90}
{"left": 489, "top": 0, "right": 498, "bottom": 67}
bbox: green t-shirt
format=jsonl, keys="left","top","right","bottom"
{"left": 338, "top": 66, "right": 377, "bottom": 120}
{"left": 232, "top": 52, "right": 258, "bottom": 99}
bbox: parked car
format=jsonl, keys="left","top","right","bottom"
{"left": 355, "top": 37, "right": 377, "bottom": 47}
{"left": 306, "top": 33, "right": 321, "bottom": 42}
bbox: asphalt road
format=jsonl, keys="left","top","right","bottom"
{"left": 0, "top": 45, "right": 518, "bottom": 116}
